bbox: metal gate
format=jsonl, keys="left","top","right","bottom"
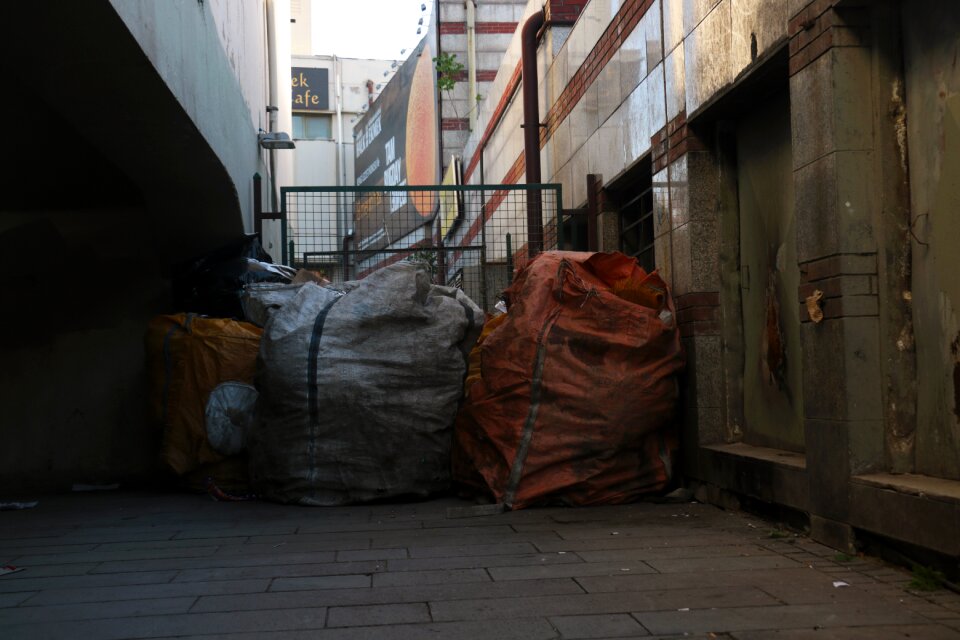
{"left": 280, "top": 184, "right": 562, "bottom": 311}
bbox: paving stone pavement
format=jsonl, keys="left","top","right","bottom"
{"left": 1, "top": 491, "right": 958, "bottom": 639}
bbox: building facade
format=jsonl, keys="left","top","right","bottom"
{"left": 0, "top": 0, "right": 292, "bottom": 490}
{"left": 464, "top": 0, "right": 960, "bottom": 559}
{"left": 434, "top": 0, "right": 532, "bottom": 174}
{"left": 289, "top": 55, "right": 398, "bottom": 188}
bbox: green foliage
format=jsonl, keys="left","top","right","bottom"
{"left": 908, "top": 564, "right": 945, "bottom": 591}
{"left": 408, "top": 250, "right": 439, "bottom": 283}
{"left": 767, "top": 529, "right": 790, "bottom": 539}
{"left": 833, "top": 552, "right": 855, "bottom": 563}
{"left": 433, "top": 52, "right": 464, "bottom": 92}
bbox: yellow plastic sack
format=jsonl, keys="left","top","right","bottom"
{"left": 146, "top": 313, "right": 262, "bottom": 477}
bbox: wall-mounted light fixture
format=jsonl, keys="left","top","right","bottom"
{"left": 258, "top": 131, "right": 296, "bottom": 149}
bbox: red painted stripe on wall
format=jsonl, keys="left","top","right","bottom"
{"left": 441, "top": 118, "right": 470, "bottom": 131}
{"left": 449, "top": 69, "right": 502, "bottom": 82}
{"left": 440, "top": 21, "right": 519, "bottom": 35}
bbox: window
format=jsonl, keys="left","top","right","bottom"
{"left": 292, "top": 113, "right": 333, "bottom": 140}
{"left": 618, "top": 184, "right": 655, "bottom": 272}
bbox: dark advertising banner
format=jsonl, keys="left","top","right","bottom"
{"left": 292, "top": 67, "right": 329, "bottom": 111}
{"left": 353, "top": 37, "right": 438, "bottom": 251}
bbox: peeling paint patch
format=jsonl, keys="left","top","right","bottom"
{"left": 953, "top": 336, "right": 960, "bottom": 421}
{"left": 954, "top": 362, "right": 960, "bottom": 421}
{"left": 891, "top": 79, "right": 909, "bottom": 175}
{"left": 897, "top": 324, "right": 915, "bottom": 352}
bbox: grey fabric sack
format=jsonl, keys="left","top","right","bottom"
{"left": 250, "top": 262, "right": 483, "bottom": 505}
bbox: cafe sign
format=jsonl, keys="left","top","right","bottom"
{"left": 291, "top": 67, "right": 329, "bottom": 111}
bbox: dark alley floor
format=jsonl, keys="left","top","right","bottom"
{"left": 1, "top": 491, "right": 959, "bottom": 639}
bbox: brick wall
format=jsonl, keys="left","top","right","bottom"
{"left": 464, "top": 0, "right": 657, "bottom": 184}
{"left": 548, "top": 0, "right": 589, "bottom": 24}
{"left": 440, "top": 21, "right": 519, "bottom": 35}
{"left": 788, "top": 0, "right": 870, "bottom": 76}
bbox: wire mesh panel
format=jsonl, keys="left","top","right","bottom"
{"left": 281, "top": 184, "right": 561, "bottom": 312}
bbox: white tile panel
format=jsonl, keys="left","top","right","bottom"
{"left": 683, "top": 0, "right": 722, "bottom": 38}
{"left": 664, "top": 41, "right": 685, "bottom": 120}
{"left": 730, "top": 0, "right": 790, "bottom": 78}
{"left": 597, "top": 108, "right": 628, "bottom": 183}
{"left": 663, "top": 0, "right": 684, "bottom": 55}
{"left": 683, "top": 0, "right": 733, "bottom": 115}
{"left": 569, "top": 82, "right": 599, "bottom": 155}
{"left": 440, "top": 1, "right": 465, "bottom": 22}
{"left": 571, "top": 146, "right": 589, "bottom": 207}
{"left": 645, "top": 0, "right": 664, "bottom": 74}
{"left": 620, "top": 16, "right": 647, "bottom": 98}
{"left": 598, "top": 49, "right": 623, "bottom": 125}
{"left": 552, "top": 115, "right": 572, "bottom": 169}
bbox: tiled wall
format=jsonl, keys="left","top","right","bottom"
{"left": 463, "top": 0, "right": 792, "bottom": 204}
{"left": 454, "top": 0, "right": 960, "bottom": 560}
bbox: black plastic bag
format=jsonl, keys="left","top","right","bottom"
{"left": 173, "top": 235, "right": 295, "bottom": 318}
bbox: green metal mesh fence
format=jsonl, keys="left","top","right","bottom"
{"left": 281, "top": 184, "right": 562, "bottom": 312}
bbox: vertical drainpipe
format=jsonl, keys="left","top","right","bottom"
{"left": 335, "top": 56, "right": 345, "bottom": 185}
{"left": 435, "top": 0, "right": 444, "bottom": 180}
{"left": 265, "top": 0, "right": 280, "bottom": 214}
{"left": 334, "top": 55, "right": 346, "bottom": 241}
{"left": 466, "top": 0, "right": 478, "bottom": 132}
{"left": 521, "top": 9, "right": 546, "bottom": 256}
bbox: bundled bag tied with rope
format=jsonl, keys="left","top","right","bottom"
{"left": 453, "top": 251, "right": 685, "bottom": 509}
{"left": 145, "top": 313, "right": 262, "bottom": 492}
{"left": 250, "top": 261, "right": 484, "bottom": 505}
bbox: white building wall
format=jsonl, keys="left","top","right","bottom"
{"left": 288, "top": 55, "right": 395, "bottom": 187}
{"left": 110, "top": 0, "right": 293, "bottom": 238}
{"left": 290, "top": 0, "right": 312, "bottom": 55}
{"left": 434, "top": 0, "right": 530, "bottom": 176}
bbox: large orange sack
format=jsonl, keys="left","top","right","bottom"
{"left": 453, "top": 251, "right": 684, "bottom": 509}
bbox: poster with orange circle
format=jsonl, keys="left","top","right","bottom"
{"left": 353, "top": 37, "right": 439, "bottom": 252}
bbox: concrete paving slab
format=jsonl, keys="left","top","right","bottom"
{"left": 2, "top": 607, "right": 330, "bottom": 640}
{"left": 488, "top": 560, "right": 657, "bottom": 581}
{"left": 153, "top": 618, "right": 561, "bottom": 639}
{"left": 170, "top": 560, "right": 382, "bottom": 583}
{"left": 327, "top": 602, "right": 431, "bottom": 627}
{"left": 19, "top": 578, "right": 272, "bottom": 606}
{"left": 1, "top": 492, "right": 958, "bottom": 639}
{"left": 197, "top": 577, "right": 584, "bottom": 611}
{"left": 634, "top": 602, "right": 931, "bottom": 635}
{"left": 0, "top": 569, "right": 179, "bottom": 594}
{"left": 371, "top": 568, "right": 490, "bottom": 587}
{"left": 386, "top": 551, "right": 583, "bottom": 572}
{"left": 0, "top": 591, "right": 36, "bottom": 607}
{"left": 5, "top": 595, "right": 197, "bottom": 623}
{"left": 89, "top": 551, "right": 340, "bottom": 574}
{"left": 428, "top": 586, "right": 779, "bottom": 621}
{"left": 732, "top": 626, "right": 960, "bottom": 639}
{"left": 549, "top": 613, "right": 648, "bottom": 638}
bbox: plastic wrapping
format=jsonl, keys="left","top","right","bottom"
{"left": 453, "top": 251, "right": 685, "bottom": 509}
{"left": 145, "top": 313, "right": 262, "bottom": 477}
{"left": 173, "top": 235, "right": 296, "bottom": 318}
{"left": 205, "top": 382, "right": 258, "bottom": 456}
{"left": 250, "top": 262, "right": 483, "bottom": 505}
